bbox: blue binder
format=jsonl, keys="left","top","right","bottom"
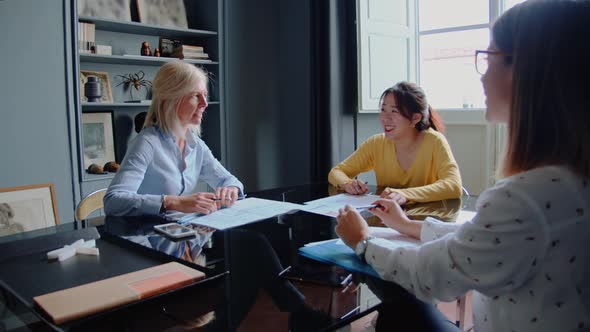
{"left": 298, "top": 239, "right": 380, "bottom": 278}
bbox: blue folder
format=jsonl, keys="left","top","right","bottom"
{"left": 298, "top": 239, "right": 380, "bottom": 278}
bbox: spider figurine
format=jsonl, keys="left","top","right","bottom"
{"left": 116, "top": 70, "right": 152, "bottom": 102}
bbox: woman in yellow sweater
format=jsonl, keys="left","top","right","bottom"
{"left": 328, "top": 82, "right": 462, "bottom": 204}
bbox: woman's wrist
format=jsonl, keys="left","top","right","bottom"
{"left": 400, "top": 219, "right": 423, "bottom": 240}
{"left": 163, "top": 195, "right": 175, "bottom": 212}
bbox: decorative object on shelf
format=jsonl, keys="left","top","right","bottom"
{"left": 136, "top": 0, "right": 188, "bottom": 29}
{"left": 82, "top": 111, "right": 116, "bottom": 171}
{"left": 80, "top": 70, "right": 112, "bottom": 103}
{"left": 95, "top": 44, "right": 112, "bottom": 55}
{"left": 87, "top": 163, "right": 107, "bottom": 174}
{"left": 77, "top": 0, "right": 132, "bottom": 21}
{"left": 103, "top": 161, "right": 120, "bottom": 172}
{"left": 159, "top": 37, "right": 182, "bottom": 57}
{"left": 140, "top": 41, "right": 152, "bottom": 56}
{"left": 116, "top": 71, "right": 152, "bottom": 102}
{"left": 0, "top": 183, "right": 59, "bottom": 236}
{"left": 84, "top": 76, "right": 102, "bottom": 102}
{"left": 153, "top": 48, "right": 160, "bottom": 57}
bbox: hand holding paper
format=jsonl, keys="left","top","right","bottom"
{"left": 335, "top": 205, "right": 371, "bottom": 250}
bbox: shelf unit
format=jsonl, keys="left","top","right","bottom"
{"left": 80, "top": 53, "right": 219, "bottom": 66}
{"left": 72, "top": 1, "right": 225, "bottom": 197}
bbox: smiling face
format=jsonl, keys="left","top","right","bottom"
{"left": 481, "top": 42, "right": 513, "bottom": 123}
{"left": 177, "top": 80, "right": 209, "bottom": 127}
{"left": 379, "top": 93, "right": 420, "bottom": 141}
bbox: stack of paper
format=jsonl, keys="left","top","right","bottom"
{"left": 179, "top": 197, "right": 304, "bottom": 230}
{"left": 299, "top": 193, "right": 382, "bottom": 217}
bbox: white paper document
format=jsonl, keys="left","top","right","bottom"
{"left": 300, "top": 193, "right": 382, "bottom": 217}
{"left": 309, "top": 226, "right": 420, "bottom": 248}
{"left": 455, "top": 210, "right": 477, "bottom": 224}
{"left": 330, "top": 226, "right": 420, "bottom": 247}
{"left": 178, "top": 197, "right": 304, "bottom": 230}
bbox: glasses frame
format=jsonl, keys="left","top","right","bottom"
{"left": 474, "top": 50, "right": 510, "bottom": 75}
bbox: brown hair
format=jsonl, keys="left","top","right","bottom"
{"left": 379, "top": 81, "right": 445, "bottom": 134}
{"left": 494, "top": 0, "right": 590, "bottom": 177}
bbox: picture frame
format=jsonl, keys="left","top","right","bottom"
{"left": 136, "top": 0, "right": 188, "bottom": 29}
{"left": 81, "top": 111, "right": 116, "bottom": 171}
{"left": 77, "top": 0, "right": 132, "bottom": 21}
{"left": 0, "top": 183, "right": 59, "bottom": 237}
{"left": 80, "top": 70, "right": 113, "bottom": 103}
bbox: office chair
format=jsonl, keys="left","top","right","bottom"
{"left": 75, "top": 188, "right": 107, "bottom": 222}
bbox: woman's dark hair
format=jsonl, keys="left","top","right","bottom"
{"left": 494, "top": 0, "right": 590, "bottom": 177}
{"left": 379, "top": 81, "right": 445, "bottom": 134}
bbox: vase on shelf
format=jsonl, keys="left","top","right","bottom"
{"left": 84, "top": 76, "right": 102, "bottom": 102}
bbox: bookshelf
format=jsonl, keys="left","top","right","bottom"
{"left": 72, "top": 1, "right": 225, "bottom": 197}
{"left": 80, "top": 53, "right": 218, "bottom": 66}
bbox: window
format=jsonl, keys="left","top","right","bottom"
{"left": 417, "top": 0, "right": 525, "bottom": 109}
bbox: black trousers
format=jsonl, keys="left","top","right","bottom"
{"left": 218, "top": 229, "right": 305, "bottom": 331}
{"left": 366, "top": 277, "right": 461, "bottom": 332}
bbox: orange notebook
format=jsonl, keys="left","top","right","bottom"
{"left": 33, "top": 262, "right": 205, "bottom": 324}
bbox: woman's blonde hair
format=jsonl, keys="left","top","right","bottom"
{"left": 144, "top": 61, "right": 208, "bottom": 137}
{"left": 494, "top": 0, "right": 590, "bottom": 177}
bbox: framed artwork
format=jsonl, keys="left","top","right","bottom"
{"left": 77, "top": 0, "right": 132, "bottom": 21}
{"left": 82, "top": 111, "right": 116, "bottom": 170}
{"left": 80, "top": 70, "right": 113, "bottom": 103}
{"left": 0, "top": 183, "right": 59, "bottom": 237}
{"left": 136, "top": 0, "right": 188, "bottom": 29}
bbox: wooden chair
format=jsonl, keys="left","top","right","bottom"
{"left": 75, "top": 188, "right": 107, "bottom": 222}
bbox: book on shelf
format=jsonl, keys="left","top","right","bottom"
{"left": 78, "top": 21, "right": 95, "bottom": 54}
{"left": 173, "top": 50, "right": 209, "bottom": 60}
{"left": 159, "top": 37, "right": 207, "bottom": 59}
{"left": 177, "top": 45, "right": 204, "bottom": 53}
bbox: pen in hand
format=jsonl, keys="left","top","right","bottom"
{"left": 354, "top": 204, "right": 383, "bottom": 210}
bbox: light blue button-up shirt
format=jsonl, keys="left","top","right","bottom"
{"left": 104, "top": 126, "right": 244, "bottom": 216}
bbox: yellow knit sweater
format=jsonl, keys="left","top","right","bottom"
{"left": 328, "top": 129, "right": 462, "bottom": 203}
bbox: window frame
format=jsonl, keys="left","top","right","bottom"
{"left": 415, "top": 0, "right": 509, "bottom": 111}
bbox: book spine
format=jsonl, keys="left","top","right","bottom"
{"left": 181, "top": 45, "right": 204, "bottom": 52}
{"left": 78, "top": 22, "right": 96, "bottom": 54}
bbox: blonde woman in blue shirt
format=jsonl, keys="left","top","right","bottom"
{"left": 105, "top": 62, "right": 243, "bottom": 216}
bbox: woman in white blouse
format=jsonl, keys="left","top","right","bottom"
{"left": 336, "top": 1, "right": 590, "bottom": 331}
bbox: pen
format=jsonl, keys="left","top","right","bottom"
{"left": 354, "top": 204, "right": 378, "bottom": 210}
{"left": 214, "top": 197, "right": 233, "bottom": 201}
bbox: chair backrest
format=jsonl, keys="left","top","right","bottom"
{"left": 461, "top": 186, "right": 471, "bottom": 197}
{"left": 75, "top": 189, "right": 107, "bottom": 222}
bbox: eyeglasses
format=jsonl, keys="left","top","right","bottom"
{"left": 474, "top": 50, "right": 510, "bottom": 75}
